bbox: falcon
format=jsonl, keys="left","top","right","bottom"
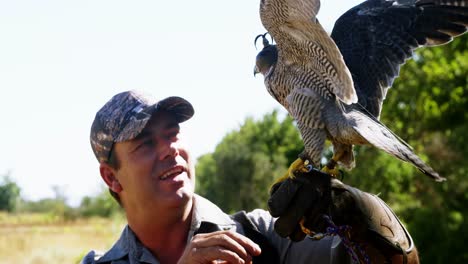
{"left": 254, "top": 0, "right": 468, "bottom": 182}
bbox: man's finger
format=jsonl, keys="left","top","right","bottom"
{"left": 221, "top": 231, "right": 261, "bottom": 257}
{"left": 191, "top": 246, "right": 250, "bottom": 264}
{"left": 192, "top": 231, "right": 261, "bottom": 260}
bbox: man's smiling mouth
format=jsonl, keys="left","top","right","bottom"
{"left": 160, "top": 166, "right": 185, "bottom": 180}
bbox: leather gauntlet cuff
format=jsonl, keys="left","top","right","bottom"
{"left": 330, "top": 179, "right": 414, "bottom": 258}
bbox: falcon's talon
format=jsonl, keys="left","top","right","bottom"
{"left": 309, "top": 232, "right": 327, "bottom": 240}
{"left": 321, "top": 165, "right": 341, "bottom": 178}
{"left": 338, "top": 169, "right": 346, "bottom": 181}
{"left": 271, "top": 158, "right": 305, "bottom": 187}
{"left": 299, "top": 218, "right": 314, "bottom": 236}
{"left": 288, "top": 158, "right": 306, "bottom": 177}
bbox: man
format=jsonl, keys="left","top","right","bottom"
{"left": 82, "top": 90, "right": 418, "bottom": 264}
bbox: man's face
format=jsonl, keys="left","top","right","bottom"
{"left": 112, "top": 110, "right": 195, "bottom": 211}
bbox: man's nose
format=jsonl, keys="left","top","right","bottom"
{"left": 159, "top": 140, "right": 179, "bottom": 160}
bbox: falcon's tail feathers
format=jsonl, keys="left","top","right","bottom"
{"left": 352, "top": 112, "right": 446, "bottom": 182}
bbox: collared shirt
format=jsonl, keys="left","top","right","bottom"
{"left": 81, "top": 194, "right": 349, "bottom": 264}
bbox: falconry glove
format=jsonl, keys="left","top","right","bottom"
{"left": 268, "top": 169, "right": 414, "bottom": 261}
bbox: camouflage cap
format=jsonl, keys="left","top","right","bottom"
{"left": 90, "top": 90, "right": 194, "bottom": 163}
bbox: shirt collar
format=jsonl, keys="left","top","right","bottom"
{"left": 95, "top": 226, "right": 132, "bottom": 263}
{"left": 187, "top": 194, "right": 236, "bottom": 241}
{"left": 191, "top": 194, "right": 236, "bottom": 229}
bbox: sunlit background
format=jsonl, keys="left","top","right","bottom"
{"left": 0, "top": 0, "right": 364, "bottom": 206}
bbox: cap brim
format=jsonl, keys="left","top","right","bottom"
{"left": 156, "top": 96, "right": 194, "bottom": 123}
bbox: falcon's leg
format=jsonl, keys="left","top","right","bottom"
{"left": 270, "top": 123, "right": 325, "bottom": 186}
{"left": 322, "top": 143, "right": 355, "bottom": 177}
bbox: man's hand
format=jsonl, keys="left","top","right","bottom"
{"left": 177, "top": 230, "right": 261, "bottom": 264}
{"left": 268, "top": 169, "right": 418, "bottom": 263}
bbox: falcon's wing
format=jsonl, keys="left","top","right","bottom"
{"left": 260, "top": 0, "right": 358, "bottom": 104}
{"left": 331, "top": 0, "right": 468, "bottom": 118}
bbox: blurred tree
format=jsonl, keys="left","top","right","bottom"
{"left": 0, "top": 173, "right": 21, "bottom": 212}
{"left": 17, "top": 185, "right": 79, "bottom": 220}
{"left": 79, "top": 187, "right": 122, "bottom": 218}
{"left": 196, "top": 110, "right": 302, "bottom": 213}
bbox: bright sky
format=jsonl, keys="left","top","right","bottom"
{"left": 0, "top": 0, "right": 364, "bottom": 206}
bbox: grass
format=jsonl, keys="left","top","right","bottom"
{"left": 0, "top": 212, "right": 126, "bottom": 264}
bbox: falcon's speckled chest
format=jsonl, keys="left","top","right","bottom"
{"left": 263, "top": 65, "right": 290, "bottom": 107}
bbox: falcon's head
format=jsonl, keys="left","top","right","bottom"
{"left": 254, "top": 33, "right": 278, "bottom": 77}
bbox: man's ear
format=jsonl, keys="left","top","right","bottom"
{"left": 99, "top": 163, "right": 123, "bottom": 193}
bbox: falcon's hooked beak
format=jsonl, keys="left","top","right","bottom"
{"left": 254, "top": 65, "right": 260, "bottom": 76}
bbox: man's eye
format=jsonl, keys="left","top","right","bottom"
{"left": 137, "top": 139, "right": 154, "bottom": 150}
{"left": 169, "top": 131, "right": 179, "bottom": 139}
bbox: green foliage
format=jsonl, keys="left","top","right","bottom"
{"left": 196, "top": 110, "right": 302, "bottom": 213}
{"left": 79, "top": 187, "right": 123, "bottom": 218}
{"left": 0, "top": 174, "right": 21, "bottom": 212}
{"left": 20, "top": 197, "right": 79, "bottom": 221}
{"left": 17, "top": 187, "right": 123, "bottom": 220}
{"left": 0, "top": 172, "right": 122, "bottom": 220}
